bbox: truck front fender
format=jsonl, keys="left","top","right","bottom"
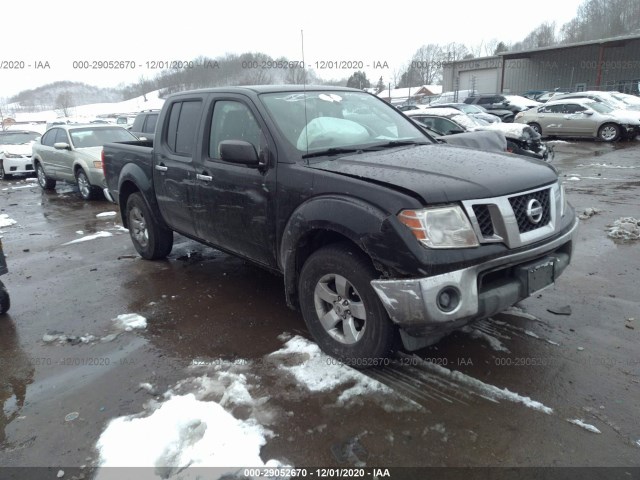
{"left": 279, "top": 195, "right": 392, "bottom": 309}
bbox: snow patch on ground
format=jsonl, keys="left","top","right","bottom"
{"left": 503, "top": 306, "right": 539, "bottom": 322}
{"left": 578, "top": 208, "right": 602, "bottom": 220}
{"left": 0, "top": 214, "right": 17, "bottom": 227}
{"left": 418, "top": 360, "right": 553, "bottom": 415}
{"left": 96, "top": 211, "right": 117, "bottom": 218}
{"left": 577, "top": 163, "right": 636, "bottom": 169}
{"left": 606, "top": 217, "right": 640, "bottom": 241}
{"left": 94, "top": 394, "right": 278, "bottom": 477}
{"left": 94, "top": 365, "right": 287, "bottom": 477}
{"left": 567, "top": 176, "right": 581, "bottom": 181}
{"left": 567, "top": 418, "right": 601, "bottom": 434}
{"left": 269, "top": 336, "right": 418, "bottom": 410}
{"left": 42, "top": 313, "right": 147, "bottom": 345}
{"left": 62, "top": 231, "right": 113, "bottom": 245}
{"left": 461, "top": 326, "right": 510, "bottom": 353}
{"left": 114, "top": 313, "right": 147, "bottom": 331}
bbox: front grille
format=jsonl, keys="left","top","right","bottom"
{"left": 472, "top": 204, "right": 494, "bottom": 236}
{"left": 509, "top": 189, "right": 551, "bottom": 233}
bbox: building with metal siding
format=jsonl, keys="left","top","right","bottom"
{"left": 443, "top": 34, "right": 640, "bottom": 95}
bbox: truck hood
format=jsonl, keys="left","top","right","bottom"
{"left": 307, "top": 144, "right": 558, "bottom": 204}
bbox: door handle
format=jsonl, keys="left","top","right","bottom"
{"left": 196, "top": 173, "right": 213, "bottom": 182}
{"left": 155, "top": 165, "right": 168, "bottom": 172}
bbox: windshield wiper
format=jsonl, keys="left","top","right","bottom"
{"left": 362, "top": 140, "right": 429, "bottom": 150}
{"left": 301, "top": 147, "right": 362, "bottom": 159}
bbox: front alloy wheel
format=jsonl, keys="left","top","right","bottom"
{"left": 299, "top": 242, "right": 397, "bottom": 366}
{"left": 598, "top": 123, "right": 620, "bottom": 142}
{"left": 314, "top": 273, "right": 367, "bottom": 344}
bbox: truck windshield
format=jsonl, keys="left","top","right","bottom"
{"left": 260, "top": 91, "right": 430, "bottom": 156}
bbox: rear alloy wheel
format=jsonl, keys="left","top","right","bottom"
{"left": 75, "top": 169, "right": 101, "bottom": 200}
{"left": 125, "top": 192, "right": 173, "bottom": 259}
{"left": 598, "top": 123, "right": 620, "bottom": 142}
{"left": 36, "top": 163, "right": 56, "bottom": 190}
{"left": 528, "top": 122, "right": 542, "bottom": 135}
{"left": 298, "top": 242, "right": 397, "bottom": 367}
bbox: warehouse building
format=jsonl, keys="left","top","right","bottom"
{"left": 442, "top": 33, "right": 640, "bottom": 95}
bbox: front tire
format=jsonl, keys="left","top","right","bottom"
{"left": 598, "top": 123, "right": 620, "bottom": 142}
{"left": 528, "top": 122, "right": 542, "bottom": 135}
{"left": 75, "top": 169, "right": 101, "bottom": 200}
{"left": 125, "top": 192, "right": 173, "bottom": 260}
{"left": 36, "top": 162, "right": 56, "bottom": 190}
{"left": 298, "top": 242, "right": 397, "bottom": 367}
{"left": 0, "top": 162, "right": 13, "bottom": 180}
{"left": 0, "top": 281, "right": 10, "bottom": 315}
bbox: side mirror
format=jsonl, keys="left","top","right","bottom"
{"left": 53, "top": 142, "right": 70, "bottom": 150}
{"left": 219, "top": 140, "right": 260, "bottom": 166}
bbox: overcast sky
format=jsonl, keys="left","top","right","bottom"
{"left": 2, "top": 0, "right": 586, "bottom": 98}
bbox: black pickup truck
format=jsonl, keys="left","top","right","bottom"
{"left": 102, "top": 85, "right": 578, "bottom": 364}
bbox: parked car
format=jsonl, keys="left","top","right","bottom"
{"left": 504, "top": 95, "right": 542, "bottom": 110}
{"left": 413, "top": 122, "right": 508, "bottom": 154}
{"left": 31, "top": 125, "right": 139, "bottom": 199}
{"left": 116, "top": 115, "right": 137, "bottom": 127}
{"left": 0, "top": 130, "right": 41, "bottom": 180}
{"left": 405, "top": 107, "right": 551, "bottom": 160}
{"left": 425, "top": 103, "right": 501, "bottom": 123}
{"left": 463, "top": 95, "right": 521, "bottom": 122}
{"left": 514, "top": 98, "right": 640, "bottom": 141}
{"left": 609, "top": 92, "right": 640, "bottom": 111}
{"left": 102, "top": 86, "right": 576, "bottom": 364}
{"left": 522, "top": 90, "right": 549, "bottom": 101}
{"left": 550, "top": 91, "right": 640, "bottom": 122}
{"left": 536, "top": 91, "right": 570, "bottom": 103}
{"left": 130, "top": 110, "right": 160, "bottom": 141}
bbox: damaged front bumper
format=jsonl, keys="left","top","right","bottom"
{"left": 371, "top": 216, "right": 578, "bottom": 350}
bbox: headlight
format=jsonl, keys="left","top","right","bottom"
{"left": 559, "top": 181, "right": 567, "bottom": 217}
{"left": 398, "top": 205, "right": 479, "bottom": 248}
{"left": 5, "top": 152, "right": 23, "bottom": 158}
{"left": 515, "top": 112, "right": 525, "bottom": 120}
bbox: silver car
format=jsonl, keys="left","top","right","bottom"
{"left": 514, "top": 98, "right": 640, "bottom": 142}
{"left": 32, "top": 124, "right": 138, "bottom": 200}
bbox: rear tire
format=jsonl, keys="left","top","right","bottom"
{"left": 125, "top": 192, "right": 173, "bottom": 260}
{"left": 36, "top": 162, "right": 56, "bottom": 190}
{"left": 0, "top": 281, "right": 9, "bottom": 315}
{"left": 75, "top": 169, "right": 102, "bottom": 200}
{"left": 598, "top": 123, "right": 620, "bottom": 142}
{"left": 298, "top": 242, "right": 397, "bottom": 367}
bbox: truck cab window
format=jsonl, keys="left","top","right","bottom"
{"left": 209, "top": 101, "right": 264, "bottom": 159}
{"left": 166, "top": 101, "right": 203, "bottom": 156}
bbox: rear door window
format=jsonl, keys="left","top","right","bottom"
{"left": 165, "top": 101, "right": 203, "bottom": 156}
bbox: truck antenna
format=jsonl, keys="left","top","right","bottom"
{"left": 301, "top": 29, "right": 309, "bottom": 161}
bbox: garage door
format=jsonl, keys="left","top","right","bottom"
{"left": 459, "top": 69, "right": 499, "bottom": 94}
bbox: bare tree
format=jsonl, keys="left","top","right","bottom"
{"left": 409, "top": 44, "right": 444, "bottom": 85}
{"left": 55, "top": 91, "right": 73, "bottom": 117}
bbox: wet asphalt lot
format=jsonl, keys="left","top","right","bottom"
{"left": 0, "top": 139, "right": 639, "bottom": 477}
